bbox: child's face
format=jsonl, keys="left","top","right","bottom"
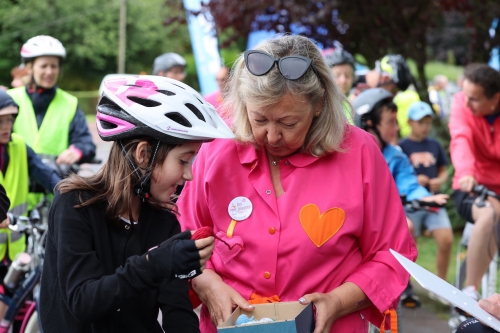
{"left": 149, "top": 142, "right": 202, "bottom": 203}
{"left": 331, "top": 64, "right": 355, "bottom": 95}
{"left": 408, "top": 116, "right": 432, "bottom": 139}
{"left": 376, "top": 107, "right": 399, "bottom": 144}
{"left": 0, "top": 114, "right": 15, "bottom": 144}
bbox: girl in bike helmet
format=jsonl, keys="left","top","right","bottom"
{"left": 353, "top": 88, "right": 449, "bottom": 308}
{"left": 39, "top": 75, "right": 234, "bottom": 333}
{"left": 6, "top": 35, "right": 96, "bottom": 166}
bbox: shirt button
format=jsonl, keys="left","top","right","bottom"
{"left": 285, "top": 161, "right": 289, "bottom": 166}
{"left": 124, "top": 224, "right": 130, "bottom": 230}
{"left": 263, "top": 271, "right": 271, "bottom": 279}
{"left": 117, "top": 308, "right": 121, "bottom": 312}
{"left": 266, "top": 190, "right": 272, "bottom": 195}
{"left": 268, "top": 227, "right": 275, "bottom": 235}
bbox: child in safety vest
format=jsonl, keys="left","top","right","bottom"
{"left": 0, "top": 90, "right": 60, "bottom": 320}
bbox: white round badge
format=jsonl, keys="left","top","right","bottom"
{"left": 228, "top": 197, "right": 253, "bottom": 221}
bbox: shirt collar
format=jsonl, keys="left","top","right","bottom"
{"left": 236, "top": 141, "right": 321, "bottom": 168}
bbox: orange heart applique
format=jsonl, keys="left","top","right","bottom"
{"left": 299, "top": 204, "right": 346, "bottom": 247}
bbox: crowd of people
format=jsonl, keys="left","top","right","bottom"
{"left": 0, "top": 32, "right": 499, "bottom": 333}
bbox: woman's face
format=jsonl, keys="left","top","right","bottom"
{"left": 331, "top": 64, "right": 355, "bottom": 95}
{"left": 247, "top": 92, "right": 316, "bottom": 158}
{"left": 0, "top": 114, "right": 15, "bottom": 144}
{"left": 149, "top": 142, "right": 201, "bottom": 203}
{"left": 462, "top": 79, "right": 500, "bottom": 116}
{"left": 376, "top": 107, "right": 399, "bottom": 144}
{"left": 32, "top": 56, "right": 60, "bottom": 89}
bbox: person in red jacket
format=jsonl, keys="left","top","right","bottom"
{"left": 449, "top": 63, "right": 500, "bottom": 300}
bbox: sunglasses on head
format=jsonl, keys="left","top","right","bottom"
{"left": 244, "top": 50, "right": 315, "bottom": 80}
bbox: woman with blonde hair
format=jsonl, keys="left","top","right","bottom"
{"left": 178, "top": 35, "right": 417, "bottom": 332}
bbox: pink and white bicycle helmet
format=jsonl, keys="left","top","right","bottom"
{"left": 20, "top": 35, "right": 66, "bottom": 63}
{"left": 96, "top": 75, "right": 234, "bottom": 144}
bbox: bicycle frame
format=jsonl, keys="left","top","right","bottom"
{"left": 0, "top": 213, "right": 46, "bottom": 333}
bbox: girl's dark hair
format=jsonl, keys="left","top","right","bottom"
{"left": 464, "top": 63, "right": 500, "bottom": 98}
{"left": 368, "top": 100, "right": 397, "bottom": 127}
{"left": 57, "top": 137, "right": 179, "bottom": 226}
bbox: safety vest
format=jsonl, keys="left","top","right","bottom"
{"left": 343, "top": 100, "right": 354, "bottom": 125}
{"left": 394, "top": 90, "right": 420, "bottom": 138}
{"left": 0, "top": 133, "right": 28, "bottom": 261}
{"left": 7, "top": 86, "right": 78, "bottom": 157}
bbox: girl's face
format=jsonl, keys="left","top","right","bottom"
{"left": 149, "top": 142, "right": 201, "bottom": 203}
{"left": 376, "top": 107, "right": 399, "bottom": 144}
{"left": 247, "top": 92, "right": 316, "bottom": 159}
{"left": 32, "top": 56, "right": 60, "bottom": 89}
{"left": 0, "top": 114, "right": 15, "bottom": 144}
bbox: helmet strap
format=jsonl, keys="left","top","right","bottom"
{"left": 120, "top": 140, "right": 161, "bottom": 202}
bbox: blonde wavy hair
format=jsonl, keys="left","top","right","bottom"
{"left": 221, "top": 35, "right": 349, "bottom": 157}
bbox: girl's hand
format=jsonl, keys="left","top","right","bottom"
{"left": 192, "top": 236, "right": 215, "bottom": 271}
{"left": 192, "top": 270, "right": 254, "bottom": 327}
{"left": 299, "top": 292, "right": 342, "bottom": 333}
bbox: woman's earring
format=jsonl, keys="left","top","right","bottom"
{"left": 315, "top": 111, "right": 320, "bottom": 117}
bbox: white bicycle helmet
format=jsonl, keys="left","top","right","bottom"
{"left": 20, "top": 35, "right": 66, "bottom": 63}
{"left": 96, "top": 75, "right": 234, "bottom": 144}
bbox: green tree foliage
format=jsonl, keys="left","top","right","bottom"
{"left": 0, "top": 0, "right": 193, "bottom": 90}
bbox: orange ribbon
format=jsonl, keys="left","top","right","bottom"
{"left": 248, "top": 293, "right": 280, "bottom": 304}
{"left": 379, "top": 308, "right": 398, "bottom": 333}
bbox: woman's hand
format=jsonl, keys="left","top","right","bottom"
{"left": 459, "top": 175, "right": 477, "bottom": 193}
{"left": 56, "top": 147, "right": 81, "bottom": 165}
{"left": 192, "top": 269, "right": 254, "bottom": 327}
{"left": 479, "top": 294, "right": 500, "bottom": 320}
{"left": 420, "top": 193, "right": 449, "bottom": 206}
{"left": 299, "top": 292, "right": 342, "bottom": 333}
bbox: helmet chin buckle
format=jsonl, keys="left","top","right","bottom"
{"left": 134, "top": 174, "right": 152, "bottom": 202}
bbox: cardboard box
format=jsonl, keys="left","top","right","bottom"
{"left": 217, "top": 302, "right": 314, "bottom": 333}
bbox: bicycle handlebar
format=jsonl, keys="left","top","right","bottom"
{"left": 7, "top": 209, "right": 46, "bottom": 233}
{"left": 401, "top": 197, "right": 445, "bottom": 211}
{"left": 472, "top": 185, "right": 500, "bottom": 208}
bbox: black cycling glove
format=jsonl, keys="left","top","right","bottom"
{"left": 147, "top": 230, "right": 202, "bottom": 280}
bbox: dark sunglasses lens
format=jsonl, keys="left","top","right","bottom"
{"left": 280, "top": 57, "right": 310, "bottom": 80}
{"left": 247, "top": 52, "right": 275, "bottom": 75}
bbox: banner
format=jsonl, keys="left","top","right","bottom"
{"left": 183, "top": 0, "right": 220, "bottom": 95}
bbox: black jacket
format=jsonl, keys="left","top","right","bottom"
{"left": 40, "top": 190, "right": 199, "bottom": 333}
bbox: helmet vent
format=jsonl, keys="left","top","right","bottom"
{"left": 98, "top": 96, "right": 125, "bottom": 113}
{"left": 99, "top": 120, "right": 118, "bottom": 130}
{"left": 171, "top": 83, "right": 186, "bottom": 90}
{"left": 165, "top": 112, "right": 192, "bottom": 128}
{"left": 127, "top": 96, "right": 161, "bottom": 107}
{"left": 185, "top": 103, "right": 205, "bottom": 122}
{"left": 156, "top": 90, "right": 176, "bottom": 96}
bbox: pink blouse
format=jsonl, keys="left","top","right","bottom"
{"left": 177, "top": 126, "right": 417, "bottom": 332}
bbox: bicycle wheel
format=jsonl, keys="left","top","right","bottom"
{"left": 23, "top": 311, "right": 40, "bottom": 333}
